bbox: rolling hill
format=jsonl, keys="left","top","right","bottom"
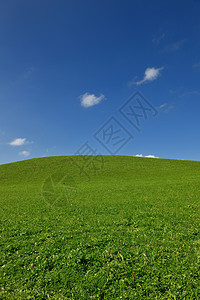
{"left": 0, "top": 156, "right": 200, "bottom": 299}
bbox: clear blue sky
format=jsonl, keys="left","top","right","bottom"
{"left": 0, "top": 0, "right": 200, "bottom": 164}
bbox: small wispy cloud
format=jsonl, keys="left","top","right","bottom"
{"left": 24, "top": 67, "right": 36, "bottom": 78}
{"left": 169, "top": 87, "right": 183, "bottom": 94}
{"left": 80, "top": 92, "right": 105, "bottom": 108}
{"left": 163, "top": 39, "right": 186, "bottom": 52}
{"left": 179, "top": 90, "right": 200, "bottom": 98}
{"left": 159, "top": 103, "right": 167, "bottom": 109}
{"left": 152, "top": 33, "right": 166, "bottom": 45}
{"left": 131, "top": 67, "right": 164, "bottom": 86}
{"left": 158, "top": 103, "right": 175, "bottom": 113}
{"left": 19, "top": 150, "right": 30, "bottom": 157}
{"left": 135, "top": 154, "right": 159, "bottom": 158}
{"left": 193, "top": 62, "right": 200, "bottom": 70}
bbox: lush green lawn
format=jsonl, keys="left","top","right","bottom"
{"left": 0, "top": 156, "right": 200, "bottom": 299}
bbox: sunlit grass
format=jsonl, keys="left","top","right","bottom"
{"left": 0, "top": 156, "right": 200, "bottom": 299}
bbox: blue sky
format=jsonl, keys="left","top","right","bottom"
{"left": 0, "top": 0, "right": 200, "bottom": 164}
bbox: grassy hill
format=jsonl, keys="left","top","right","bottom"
{"left": 0, "top": 156, "right": 200, "bottom": 299}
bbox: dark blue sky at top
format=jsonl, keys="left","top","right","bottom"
{"left": 0, "top": 0, "right": 200, "bottom": 164}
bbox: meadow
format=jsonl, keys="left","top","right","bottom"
{"left": 0, "top": 155, "right": 200, "bottom": 299}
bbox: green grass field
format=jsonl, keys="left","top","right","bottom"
{"left": 0, "top": 156, "right": 200, "bottom": 299}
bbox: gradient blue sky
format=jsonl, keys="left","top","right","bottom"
{"left": 0, "top": 0, "right": 200, "bottom": 164}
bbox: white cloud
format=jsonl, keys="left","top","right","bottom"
{"left": 80, "top": 93, "right": 105, "bottom": 108}
{"left": 133, "top": 67, "right": 164, "bottom": 86}
{"left": 9, "top": 138, "right": 27, "bottom": 146}
{"left": 135, "top": 154, "right": 159, "bottom": 158}
{"left": 19, "top": 150, "right": 30, "bottom": 157}
{"left": 9, "top": 138, "right": 33, "bottom": 146}
{"left": 145, "top": 155, "right": 159, "bottom": 158}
